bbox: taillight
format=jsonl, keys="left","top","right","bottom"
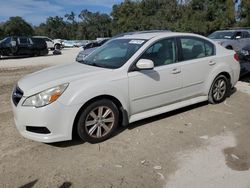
{"left": 234, "top": 53, "right": 239, "bottom": 62}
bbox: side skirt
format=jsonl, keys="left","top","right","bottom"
{"left": 129, "top": 96, "right": 208, "bottom": 123}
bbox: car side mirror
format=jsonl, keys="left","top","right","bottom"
{"left": 11, "top": 41, "right": 16, "bottom": 47}
{"left": 235, "top": 36, "right": 241, "bottom": 40}
{"left": 136, "top": 59, "right": 154, "bottom": 70}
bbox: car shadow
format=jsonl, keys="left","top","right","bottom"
{"left": 0, "top": 54, "right": 54, "bottom": 60}
{"left": 239, "top": 73, "right": 250, "bottom": 83}
{"left": 50, "top": 101, "right": 208, "bottom": 148}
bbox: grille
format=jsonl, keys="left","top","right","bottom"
{"left": 12, "top": 86, "right": 23, "bottom": 106}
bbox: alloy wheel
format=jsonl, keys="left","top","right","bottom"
{"left": 85, "top": 106, "right": 115, "bottom": 138}
{"left": 212, "top": 78, "right": 227, "bottom": 101}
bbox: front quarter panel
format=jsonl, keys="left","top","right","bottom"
{"left": 58, "top": 71, "right": 130, "bottom": 115}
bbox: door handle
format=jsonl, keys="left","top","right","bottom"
{"left": 209, "top": 61, "right": 216, "bottom": 66}
{"left": 171, "top": 68, "right": 181, "bottom": 74}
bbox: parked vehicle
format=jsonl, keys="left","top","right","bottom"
{"left": 62, "top": 40, "right": 75, "bottom": 48}
{"left": 83, "top": 39, "right": 109, "bottom": 50}
{"left": 0, "top": 36, "right": 48, "bottom": 57}
{"left": 74, "top": 40, "right": 89, "bottom": 48}
{"left": 208, "top": 29, "right": 250, "bottom": 51}
{"left": 33, "top": 36, "right": 62, "bottom": 50}
{"left": 238, "top": 44, "right": 250, "bottom": 77}
{"left": 12, "top": 32, "right": 240, "bottom": 143}
{"left": 76, "top": 39, "right": 109, "bottom": 62}
{"left": 76, "top": 47, "right": 97, "bottom": 62}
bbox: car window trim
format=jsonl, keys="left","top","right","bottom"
{"left": 176, "top": 36, "right": 216, "bottom": 62}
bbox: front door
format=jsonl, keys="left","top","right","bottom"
{"left": 128, "top": 38, "right": 182, "bottom": 115}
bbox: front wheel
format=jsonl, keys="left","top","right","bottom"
{"left": 208, "top": 75, "right": 229, "bottom": 104}
{"left": 77, "top": 99, "right": 119, "bottom": 143}
{"left": 54, "top": 44, "right": 61, "bottom": 50}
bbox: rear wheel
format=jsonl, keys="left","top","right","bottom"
{"left": 77, "top": 99, "right": 119, "bottom": 143}
{"left": 208, "top": 75, "right": 229, "bottom": 104}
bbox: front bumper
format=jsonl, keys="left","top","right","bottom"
{"left": 11, "top": 96, "right": 81, "bottom": 143}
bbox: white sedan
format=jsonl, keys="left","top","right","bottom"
{"left": 11, "top": 32, "right": 240, "bottom": 143}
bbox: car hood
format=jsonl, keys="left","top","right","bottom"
{"left": 18, "top": 62, "right": 112, "bottom": 96}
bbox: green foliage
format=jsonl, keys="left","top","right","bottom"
{"left": 239, "top": 0, "right": 250, "bottom": 26}
{"left": 111, "top": 0, "right": 236, "bottom": 36}
{"left": 0, "top": 0, "right": 247, "bottom": 40}
{"left": 34, "top": 16, "right": 67, "bottom": 39}
{"left": 79, "top": 9, "right": 111, "bottom": 39}
{"left": 2, "top": 16, "right": 33, "bottom": 37}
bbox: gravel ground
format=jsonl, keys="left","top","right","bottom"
{"left": 0, "top": 49, "right": 250, "bottom": 188}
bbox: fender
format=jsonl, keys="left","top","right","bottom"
{"left": 59, "top": 77, "right": 130, "bottom": 115}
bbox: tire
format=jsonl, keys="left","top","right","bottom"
{"left": 54, "top": 44, "right": 61, "bottom": 50}
{"left": 208, "top": 75, "right": 230, "bottom": 104}
{"left": 77, "top": 99, "right": 119, "bottom": 143}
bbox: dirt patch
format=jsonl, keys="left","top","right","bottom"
{"left": 224, "top": 147, "right": 250, "bottom": 171}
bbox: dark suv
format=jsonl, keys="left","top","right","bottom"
{"left": 0, "top": 36, "right": 48, "bottom": 57}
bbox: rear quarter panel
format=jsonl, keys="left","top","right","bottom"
{"left": 203, "top": 45, "right": 240, "bottom": 94}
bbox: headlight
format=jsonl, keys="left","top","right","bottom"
{"left": 240, "top": 50, "right": 249, "bottom": 56}
{"left": 22, "top": 83, "right": 68, "bottom": 107}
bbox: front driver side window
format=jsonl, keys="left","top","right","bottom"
{"left": 140, "top": 38, "right": 177, "bottom": 67}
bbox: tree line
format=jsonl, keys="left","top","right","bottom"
{"left": 0, "top": 0, "right": 250, "bottom": 40}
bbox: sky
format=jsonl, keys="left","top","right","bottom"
{"left": 0, "top": 0, "right": 123, "bottom": 26}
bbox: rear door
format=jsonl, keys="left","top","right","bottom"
{"left": 177, "top": 36, "right": 216, "bottom": 98}
{"left": 17, "top": 37, "right": 32, "bottom": 55}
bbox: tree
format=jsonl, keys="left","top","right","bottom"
{"left": 3, "top": 16, "right": 33, "bottom": 36}
{"left": 239, "top": 0, "right": 250, "bottom": 26}
{"left": 65, "top": 11, "right": 78, "bottom": 39}
{"left": 36, "top": 16, "right": 67, "bottom": 39}
{"left": 79, "top": 9, "right": 111, "bottom": 39}
{"left": 0, "top": 23, "right": 4, "bottom": 40}
{"left": 111, "top": 0, "right": 141, "bottom": 34}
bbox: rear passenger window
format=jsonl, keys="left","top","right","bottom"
{"left": 180, "top": 37, "right": 214, "bottom": 61}
{"left": 19, "top": 38, "right": 29, "bottom": 44}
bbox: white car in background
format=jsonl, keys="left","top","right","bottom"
{"left": 12, "top": 31, "right": 240, "bottom": 143}
{"left": 208, "top": 29, "right": 250, "bottom": 51}
{"left": 33, "top": 36, "right": 62, "bottom": 50}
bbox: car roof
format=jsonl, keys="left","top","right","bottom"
{"left": 33, "top": 36, "right": 51, "bottom": 38}
{"left": 116, "top": 32, "right": 208, "bottom": 40}
{"left": 113, "top": 30, "right": 170, "bottom": 38}
{"left": 214, "top": 29, "right": 250, "bottom": 33}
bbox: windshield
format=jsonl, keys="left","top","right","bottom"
{"left": 79, "top": 39, "right": 147, "bottom": 69}
{"left": 208, "top": 31, "right": 234, "bottom": 40}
